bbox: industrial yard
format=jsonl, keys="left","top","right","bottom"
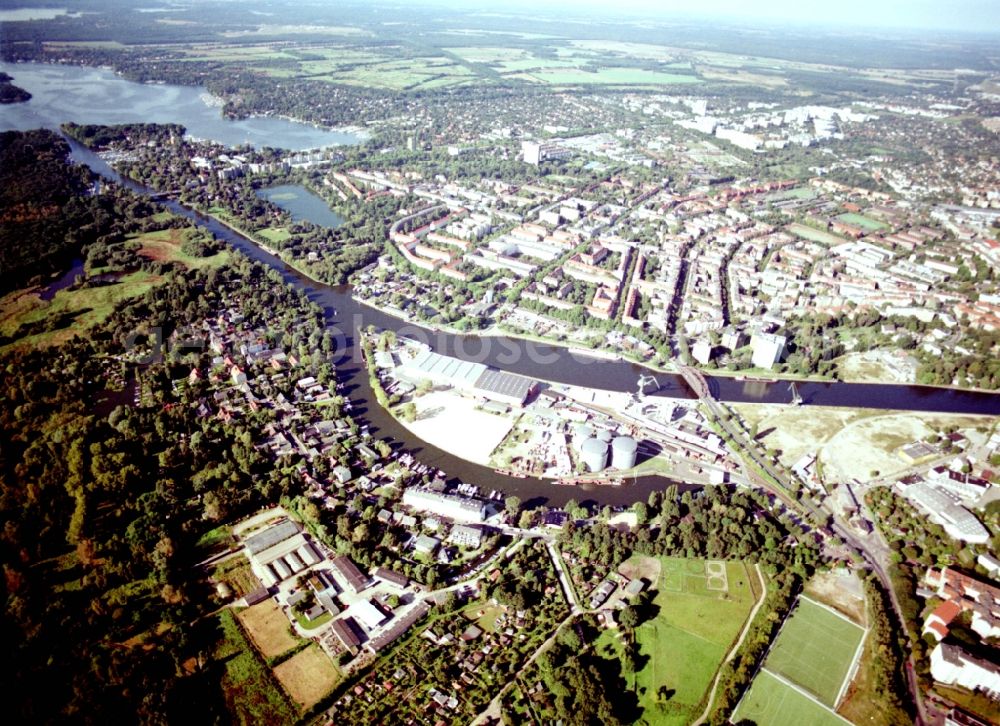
{"left": 368, "top": 335, "right": 742, "bottom": 486}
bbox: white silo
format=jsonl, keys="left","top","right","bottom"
{"left": 581, "top": 437, "right": 608, "bottom": 472}
{"left": 573, "top": 424, "right": 594, "bottom": 453}
{"left": 611, "top": 436, "right": 638, "bottom": 470}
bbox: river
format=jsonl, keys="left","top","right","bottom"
{"left": 65, "top": 140, "right": 1000, "bottom": 510}
{"left": 6, "top": 59, "right": 994, "bottom": 504}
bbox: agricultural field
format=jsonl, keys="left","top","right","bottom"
{"left": 167, "top": 41, "right": 474, "bottom": 90}
{"left": 446, "top": 46, "right": 524, "bottom": 63}
{"left": 567, "top": 40, "right": 685, "bottom": 62}
{"left": 698, "top": 66, "right": 789, "bottom": 88}
{"left": 733, "top": 669, "right": 851, "bottom": 726}
{"left": 325, "top": 57, "right": 475, "bottom": 90}
{"left": 214, "top": 609, "right": 297, "bottom": 725}
{"left": 763, "top": 597, "right": 866, "bottom": 707}
{"left": 273, "top": 645, "right": 342, "bottom": 709}
{"left": 517, "top": 67, "right": 701, "bottom": 86}
{"left": 237, "top": 600, "right": 304, "bottom": 659}
{"left": 599, "top": 556, "right": 761, "bottom": 726}
{"left": 178, "top": 44, "right": 302, "bottom": 63}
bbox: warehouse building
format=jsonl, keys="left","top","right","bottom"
{"left": 242, "top": 519, "right": 322, "bottom": 588}
{"left": 330, "top": 555, "right": 372, "bottom": 594}
{"left": 397, "top": 348, "right": 537, "bottom": 407}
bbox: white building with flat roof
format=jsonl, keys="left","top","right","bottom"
{"left": 751, "top": 333, "right": 786, "bottom": 370}
{"left": 350, "top": 599, "right": 390, "bottom": 632}
{"left": 931, "top": 643, "right": 1000, "bottom": 696}
{"left": 901, "top": 481, "right": 990, "bottom": 544}
{"left": 522, "top": 140, "right": 571, "bottom": 165}
{"left": 403, "top": 488, "right": 488, "bottom": 523}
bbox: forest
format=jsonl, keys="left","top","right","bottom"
{"left": 0, "top": 71, "right": 31, "bottom": 103}
{"left": 0, "top": 130, "right": 96, "bottom": 291}
{"left": 0, "top": 131, "right": 338, "bottom": 721}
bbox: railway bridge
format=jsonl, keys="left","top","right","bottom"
{"left": 678, "top": 365, "right": 712, "bottom": 400}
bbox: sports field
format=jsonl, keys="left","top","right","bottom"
{"left": 765, "top": 597, "right": 866, "bottom": 706}
{"left": 600, "top": 557, "right": 760, "bottom": 725}
{"left": 836, "top": 212, "right": 887, "bottom": 231}
{"left": 786, "top": 222, "right": 849, "bottom": 246}
{"left": 733, "top": 669, "right": 851, "bottom": 726}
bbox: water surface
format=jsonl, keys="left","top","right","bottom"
{"left": 0, "top": 61, "right": 362, "bottom": 151}
{"left": 257, "top": 184, "right": 344, "bottom": 228}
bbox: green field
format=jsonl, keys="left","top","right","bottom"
{"left": 733, "top": 669, "right": 851, "bottom": 726}
{"left": 446, "top": 46, "right": 525, "bottom": 63}
{"left": 836, "top": 212, "right": 888, "bottom": 231}
{"left": 767, "top": 187, "right": 816, "bottom": 201}
{"left": 599, "top": 557, "right": 759, "bottom": 725}
{"left": 786, "top": 223, "right": 849, "bottom": 246}
{"left": 132, "top": 228, "right": 232, "bottom": 269}
{"left": 0, "top": 224, "right": 228, "bottom": 350}
{"left": 763, "top": 597, "right": 865, "bottom": 706}
{"left": 257, "top": 227, "right": 292, "bottom": 244}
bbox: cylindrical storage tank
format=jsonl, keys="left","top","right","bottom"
{"left": 596, "top": 429, "right": 613, "bottom": 444}
{"left": 611, "top": 436, "right": 638, "bottom": 470}
{"left": 573, "top": 424, "right": 594, "bottom": 452}
{"left": 581, "top": 437, "right": 608, "bottom": 472}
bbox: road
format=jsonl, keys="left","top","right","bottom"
{"left": 700, "top": 396, "right": 930, "bottom": 724}
{"left": 468, "top": 531, "right": 585, "bottom": 725}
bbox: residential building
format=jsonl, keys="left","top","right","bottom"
{"left": 403, "top": 488, "right": 488, "bottom": 523}
{"left": 449, "top": 524, "right": 484, "bottom": 548}
{"left": 750, "top": 333, "right": 786, "bottom": 369}
{"left": 923, "top": 567, "right": 1000, "bottom": 639}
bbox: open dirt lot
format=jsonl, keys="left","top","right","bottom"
{"left": 617, "top": 554, "right": 662, "bottom": 583}
{"left": 402, "top": 389, "right": 514, "bottom": 466}
{"left": 836, "top": 350, "right": 917, "bottom": 384}
{"left": 237, "top": 600, "right": 300, "bottom": 659}
{"left": 805, "top": 570, "right": 866, "bottom": 626}
{"left": 732, "top": 404, "right": 992, "bottom": 485}
{"left": 273, "top": 645, "right": 341, "bottom": 709}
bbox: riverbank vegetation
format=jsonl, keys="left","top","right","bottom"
{"left": 68, "top": 122, "right": 389, "bottom": 284}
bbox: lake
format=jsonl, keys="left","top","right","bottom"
{"left": 257, "top": 184, "right": 345, "bottom": 228}
{"left": 0, "top": 61, "right": 363, "bottom": 151}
